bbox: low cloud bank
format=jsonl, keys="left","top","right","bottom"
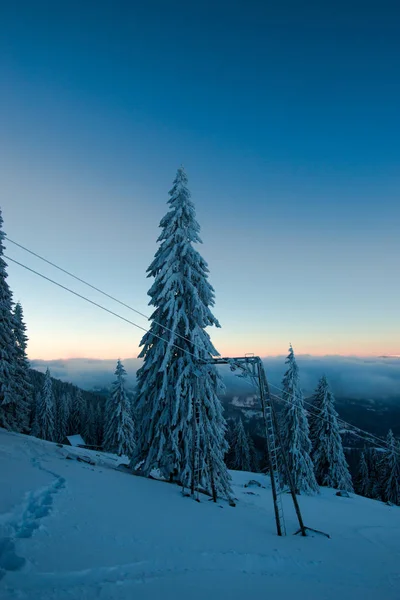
{"left": 30, "top": 358, "right": 142, "bottom": 391}
{"left": 261, "top": 355, "right": 400, "bottom": 399}
{"left": 30, "top": 355, "right": 400, "bottom": 400}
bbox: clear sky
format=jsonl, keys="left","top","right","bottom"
{"left": 1, "top": 1, "right": 399, "bottom": 360}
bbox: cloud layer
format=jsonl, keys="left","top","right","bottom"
{"left": 30, "top": 355, "right": 400, "bottom": 400}
{"left": 261, "top": 355, "right": 400, "bottom": 399}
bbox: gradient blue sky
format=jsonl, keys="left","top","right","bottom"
{"left": 1, "top": 1, "right": 399, "bottom": 359}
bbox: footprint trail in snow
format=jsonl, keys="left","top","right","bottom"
{"left": 0, "top": 458, "right": 65, "bottom": 580}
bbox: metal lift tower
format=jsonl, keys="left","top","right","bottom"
{"left": 209, "top": 355, "right": 306, "bottom": 536}
{"left": 191, "top": 355, "right": 328, "bottom": 538}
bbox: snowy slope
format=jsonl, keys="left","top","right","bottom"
{"left": 0, "top": 429, "right": 399, "bottom": 600}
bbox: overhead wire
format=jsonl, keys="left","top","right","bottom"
{"left": 5, "top": 239, "right": 396, "bottom": 457}
{"left": 267, "top": 380, "right": 392, "bottom": 452}
{"left": 238, "top": 372, "right": 399, "bottom": 457}
{"left": 5, "top": 235, "right": 215, "bottom": 351}
{"left": 221, "top": 357, "right": 394, "bottom": 454}
{"left": 5, "top": 255, "right": 206, "bottom": 364}
{"left": 268, "top": 391, "right": 399, "bottom": 456}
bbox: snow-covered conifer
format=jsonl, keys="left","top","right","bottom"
{"left": 82, "top": 402, "right": 96, "bottom": 446}
{"left": 30, "top": 391, "right": 42, "bottom": 438}
{"left": 382, "top": 430, "right": 400, "bottom": 505}
{"left": 356, "top": 451, "right": 370, "bottom": 497}
{"left": 36, "top": 368, "right": 55, "bottom": 441}
{"left": 132, "top": 167, "right": 231, "bottom": 500}
{"left": 0, "top": 209, "right": 20, "bottom": 431}
{"left": 70, "top": 389, "right": 84, "bottom": 434}
{"left": 280, "top": 345, "right": 318, "bottom": 494}
{"left": 55, "top": 393, "right": 69, "bottom": 442}
{"left": 310, "top": 375, "right": 353, "bottom": 491}
{"left": 12, "top": 302, "right": 33, "bottom": 431}
{"left": 103, "top": 360, "right": 135, "bottom": 456}
{"left": 368, "top": 449, "right": 383, "bottom": 500}
{"left": 93, "top": 403, "right": 104, "bottom": 447}
{"left": 224, "top": 419, "right": 235, "bottom": 468}
{"left": 231, "top": 417, "right": 251, "bottom": 471}
{"left": 247, "top": 431, "right": 259, "bottom": 472}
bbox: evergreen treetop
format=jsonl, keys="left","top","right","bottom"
{"left": 37, "top": 367, "right": 56, "bottom": 441}
{"left": 104, "top": 359, "right": 135, "bottom": 457}
{"left": 356, "top": 450, "right": 370, "bottom": 497}
{"left": 70, "top": 388, "right": 84, "bottom": 435}
{"left": 0, "top": 208, "right": 20, "bottom": 430}
{"left": 382, "top": 430, "right": 400, "bottom": 505}
{"left": 12, "top": 302, "right": 33, "bottom": 431}
{"left": 310, "top": 375, "right": 353, "bottom": 492}
{"left": 231, "top": 417, "right": 251, "bottom": 471}
{"left": 280, "top": 345, "right": 318, "bottom": 495}
{"left": 132, "top": 167, "right": 232, "bottom": 500}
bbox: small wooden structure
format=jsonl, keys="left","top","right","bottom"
{"left": 63, "top": 434, "right": 86, "bottom": 448}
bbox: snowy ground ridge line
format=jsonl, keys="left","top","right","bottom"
{"left": 0, "top": 458, "right": 66, "bottom": 580}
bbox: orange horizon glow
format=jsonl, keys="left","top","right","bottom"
{"left": 25, "top": 327, "right": 399, "bottom": 363}
{"left": 28, "top": 349, "right": 399, "bottom": 362}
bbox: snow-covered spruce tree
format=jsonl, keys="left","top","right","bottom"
{"left": 36, "top": 368, "right": 55, "bottom": 441}
{"left": 30, "top": 391, "right": 42, "bottom": 438}
{"left": 69, "top": 389, "right": 84, "bottom": 435}
{"left": 82, "top": 402, "right": 96, "bottom": 447}
{"left": 309, "top": 375, "right": 353, "bottom": 491}
{"left": 55, "top": 393, "right": 69, "bottom": 442}
{"left": 279, "top": 345, "right": 318, "bottom": 494}
{"left": 231, "top": 417, "right": 251, "bottom": 471}
{"left": 356, "top": 451, "right": 370, "bottom": 497}
{"left": 367, "top": 449, "right": 383, "bottom": 500}
{"left": 0, "top": 209, "right": 20, "bottom": 431}
{"left": 132, "top": 167, "right": 231, "bottom": 500}
{"left": 12, "top": 302, "right": 33, "bottom": 431}
{"left": 93, "top": 403, "right": 104, "bottom": 447}
{"left": 223, "top": 419, "right": 236, "bottom": 469}
{"left": 381, "top": 430, "right": 400, "bottom": 505}
{"left": 247, "top": 431, "right": 259, "bottom": 472}
{"left": 29, "top": 391, "right": 38, "bottom": 433}
{"left": 103, "top": 360, "right": 135, "bottom": 456}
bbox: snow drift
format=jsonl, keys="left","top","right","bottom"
{"left": 0, "top": 428, "right": 399, "bottom": 599}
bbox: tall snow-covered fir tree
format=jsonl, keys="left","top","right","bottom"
{"left": 309, "top": 375, "right": 353, "bottom": 491}
{"left": 132, "top": 167, "right": 231, "bottom": 500}
{"left": 103, "top": 360, "right": 135, "bottom": 456}
{"left": 279, "top": 345, "right": 318, "bottom": 495}
{"left": 0, "top": 208, "right": 20, "bottom": 431}
{"left": 231, "top": 417, "right": 251, "bottom": 471}
{"left": 36, "top": 368, "right": 55, "bottom": 441}
{"left": 381, "top": 430, "right": 400, "bottom": 505}
{"left": 12, "top": 302, "right": 33, "bottom": 431}
{"left": 356, "top": 450, "right": 370, "bottom": 497}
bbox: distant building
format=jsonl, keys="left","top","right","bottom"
{"left": 63, "top": 434, "right": 86, "bottom": 447}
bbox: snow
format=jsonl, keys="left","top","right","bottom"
{"left": 65, "top": 434, "right": 86, "bottom": 447}
{"left": 103, "top": 360, "right": 135, "bottom": 456}
{"left": 280, "top": 345, "right": 318, "bottom": 494}
{"left": 310, "top": 375, "right": 353, "bottom": 491}
{"left": 133, "top": 167, "right": 230, "bottom": 497}
{"left": 1, "top": 428, "right": 399, "bottom": 599}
